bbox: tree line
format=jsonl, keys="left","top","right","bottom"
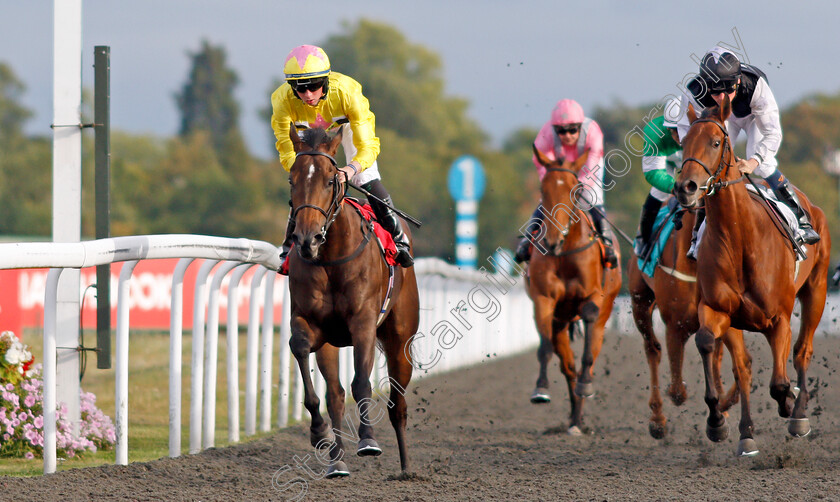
{"left": 1, "top": 19, "right": 839, "bottom": 271}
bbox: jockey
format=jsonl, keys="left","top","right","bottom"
{"left": 678, "top": 46, "right": 820, "bottom": 259}
{"left": 635, "top": 97, "right": 683, "bottom": 257}
{"left": 514, "top": 99, "right": 618, "bottom": 268}
{"left": 271, "top": 45, "right": 413, "bottom": 269}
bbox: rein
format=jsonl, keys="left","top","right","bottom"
{"left": 539, "top": 166, "right": 601, "bottom": 257}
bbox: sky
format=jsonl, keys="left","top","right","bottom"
{"left": 3, "top": 1, "right": 840, "bottom": 160}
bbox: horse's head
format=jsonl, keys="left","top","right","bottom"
{"left": 533, "top": 145, "right": 590, "bottom": 255}
{"left": 288, "top": 126, "right": 345, "bottom": 260}
{"left": 673, "top": 97, "right": 734, "bottom": 208}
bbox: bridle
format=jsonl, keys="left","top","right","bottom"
{"left": 289, "top": 150, "right": 344, "bottom": 238}
{"left": 679, "top": 118, "right": 743, "bottom": 197}
{"left": 539, "top": 166, "right": 598, "bottom": 255}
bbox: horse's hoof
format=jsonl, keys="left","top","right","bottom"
{"left": 706, "top": 420, "right": 729, "bottom": 442}
{"left": 356, "top": 438, "right": 382, "bottom": 457}
{"left": 530, "top": 388, "right": 551, "bottom": 403}
{"left": 788, "top": 417, "right": 811, "bottom": 437}
{"left": 310, "top": 427, "right": 335, "bottom": 448}
{"left": 737, "top": 438, "right": 759, "bottom": 457}
{"left": 574, "top": 381, "right": 595, "bottom": 398}
{"left": 649, "top": 421, "right": 667, "bottom": 440}
{"left": 567, "top": 425, "right": 583, "bottom": 436}
{"left": 325, "top": 460, "right": 350, "bottom": 478}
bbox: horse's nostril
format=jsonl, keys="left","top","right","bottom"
{"left": 685, "top": 181, "right": 697, "bottom": 194}
{"left": 314, "top": 233, "right": 325, "bottom": 244}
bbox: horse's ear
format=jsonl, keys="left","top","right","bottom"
{"left": 571, "top": 149, "right": 590, "bottom": 172}
{"left": 289, "top": 123, "right": 304, "bottom": 153}
{"left": 532, "top": 143, "right": 553, "bottom": 167}
{"left": 327, "top": 125, "right": 344, "bottom": 155}
{"left": 719, "top": 94, "right": 732, "bottom": 122}
{"left": 687, "top": 103, "right": 698, "bottom": 124}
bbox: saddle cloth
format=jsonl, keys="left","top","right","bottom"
{"left": 694, "top": 184, "right": 807, "bottom": 261}
{"left": 280, "top": 198, "right": 398, "bottom": 274}
{"left": 637, "top": 198, "right": 679, "bottom": 278}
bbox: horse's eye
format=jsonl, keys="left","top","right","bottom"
{"left": 714, "top": 140, "right": 721, "bottom": 148}
{"left": 328, "top": 179, "right": 335, "bottom": 186}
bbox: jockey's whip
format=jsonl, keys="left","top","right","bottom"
{"left": 744, "top": 175, "right": 808, "bottom": 261}
{"left": 346, "top": 180, "right": 423, "bottom": 228}
{"left": 589, "top": 206, "right": 635, "bottom": 246}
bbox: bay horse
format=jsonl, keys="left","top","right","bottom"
{"left": 673, "top": 98, "right": 831, "bottom": 456}
{"left": 526, "top": 146, "right": 622, "bottom": 435}
{"left": 627, "top": 206, "right": 743, "bottom": 439}
{"left": 287, "top": 126, "right": 419, "bottom": 476}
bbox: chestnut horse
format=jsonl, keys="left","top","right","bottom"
{"left": 627, "top": 206, "right": 742, "bottom": 439}
{"left": 287, "top": 127, "right": 419, "bottom": 476}
{"left": 526, "top": 146, "right": 622, "bottom": 435}
{"left": 673, "top": 99, "right": 831, "bottom": 456}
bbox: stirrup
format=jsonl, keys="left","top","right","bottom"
{"left": 514, "top": 239, "right": 531, "bottom": 264}
{"left": 395, "top": 243, "right": 414, "bottom": 268}
{"left": 797, "top": 226, "right": 820, "bottom": 245}
{"left": 686, "top": 240, "right": 698, "bottom": 261}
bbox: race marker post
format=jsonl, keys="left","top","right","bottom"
{"left": 447, "top": 155, "right": 486, "bottom": 269}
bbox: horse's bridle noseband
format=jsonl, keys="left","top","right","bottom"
{"left": 290, "top": 150, "right": 344, "bottom": 237}
{"left": 679, "top": 118, "right": 742, "bottom": 197}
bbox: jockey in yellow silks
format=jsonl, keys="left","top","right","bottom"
{"left": 271, "top": 45, "right": 413, "bottom": 269}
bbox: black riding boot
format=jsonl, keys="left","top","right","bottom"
{"left": 636, "top": 194, "right": 662, "bottom": 257}
{"left": 278, "top": 214, "right": 296, "bottom": 274}
{"left": 362, "top": 181, "right": 414, "bottom": 268}
{"left": 686, "top": 207, "right": 705, "bottom": 260}
{"left": 589, "top": 206, "right": 618, "bottom": 269}
{"left": 773, "top": 182, "right": 820, "bottom": 245}
{"left": 514, "top": 205, "right": 544, "bottom": 264}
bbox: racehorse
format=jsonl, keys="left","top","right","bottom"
{"left": 627, "top": 207, "right": 742, "bottom": 439}
{"left": 526, "top": 146, "right": 622, "bottom": 435}
{"left": 286, "top": 126, "right": 419, "bottom": 476}
{"left": 673, "top": 99, "right": 831, "bottom": 456}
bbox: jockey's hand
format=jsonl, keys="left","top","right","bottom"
{"left": 735, "top": 156, "right": 759, "bottom": 175}
{"left": 338, "top": 164, "right": 358, "bottom": 184}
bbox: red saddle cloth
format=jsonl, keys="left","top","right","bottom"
{"left": 280, "top": 198, "right": 398, "bottom": 275}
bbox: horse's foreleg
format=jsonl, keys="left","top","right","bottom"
{"left": 574, "top": 300, "right": 601, "bottom": 399}
{"left": 531, "top": 296, "right": 557, "bottom": 404}
{"left": 289, "top": 317, "right": 331, "bottom": 447}
{"left": 696, "top": 304, "right": 730, "bottom": 443}
{"left": 664, "top": 325, "right": 688, "bottom": 407}
{"left": 632, "top": 288, "right": 667, "bottom": 438}
{"left": 349, "top": 329, "right": 379, "bottom": 455}
{"left": 315, "top": 346, "right": 350, "bottom": 477}
{"left": 764, "top": 317, "right": 795, "bottom": 420}
{"left": 552, "top": 325, "right": 583, "bottom": 434}
{"left": 718, "top": 328, "right": 743, "bottom": 413}
{"left": 721, "top": 328, "right": 757, "bottom": 456}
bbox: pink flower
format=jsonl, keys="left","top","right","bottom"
{"left": 33, "top": 416, "right": 43, "bottom": 429}
{"left": 24, "top": 452, "right": 34, "bottom": 460}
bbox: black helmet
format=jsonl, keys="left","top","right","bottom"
{"left": 699, "top": 48, "right": 741, "bottom": 93}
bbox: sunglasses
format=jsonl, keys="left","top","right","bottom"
{"left": 293, "top": 80, "right": 325, "bottom": 93}
{"left": 707, "top": 80, "right": 737, "bottom": 94}
{"left": 553, "top": 125, "right": 580, "bottom": 135}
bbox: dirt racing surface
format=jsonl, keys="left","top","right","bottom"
{"left": 3, "top": 330, "right": 840, "bottom": 501}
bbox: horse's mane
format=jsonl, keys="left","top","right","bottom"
{"left": 299, "top": 127, "right": 331, "bottom": 149}
{"left": 699, "top": 105, "right": 721, "bottom": 120}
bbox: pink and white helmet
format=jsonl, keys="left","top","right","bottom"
{"left": 550, "top": 99, "right": 585, "bottom": 126}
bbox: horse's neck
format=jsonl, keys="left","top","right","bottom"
{"left": 704, "top": 184, "right": 753, "bottom": 259}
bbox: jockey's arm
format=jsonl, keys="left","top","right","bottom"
{"left": 642, "top": 156, "right": 675, "bottom": 193}
{"left": 748, "top": 78, "right": 782, "bottom": 172}
{"left": 270, "top": 86, "right": 297, "bottom": 171}
{"left": 341, "top": 79, "right": 380, "bottom": 172}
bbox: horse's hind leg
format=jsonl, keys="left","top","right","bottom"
{"left": 630, "top": 272, "right": 668, "bottom": 437}
{"left": 315, "top": 346, "right": 350, "bottom": 477}
{"left": 381, "top": 331, "right": 414, "bottom": 473}
{"left": 789, "top": 274, "right": 827, "bottom": 437}
{"left": 289, "top": 318, "right": 332, "bottom": 448}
